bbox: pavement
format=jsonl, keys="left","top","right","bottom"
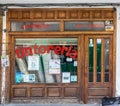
{"left": 0, "top": 103, "right": 101, "bottom": 106}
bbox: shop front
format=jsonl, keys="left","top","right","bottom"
{"left": 6, "top": 8, "right": 116, "bottom": 103}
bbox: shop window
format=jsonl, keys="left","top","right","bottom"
{"left": 11, "top": 22, "right": 60, "bottom": 32}
{"left": 15, "top": 38, "right": 78, "bottom": 84}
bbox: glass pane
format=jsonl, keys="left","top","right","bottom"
{"left": 104, "top": 39, "right": 110, "bottom": 82}
{"left": 11, "top": 22, "right": 60, "bottom": 32}
{"left": 96, "top": 39, "right": 102, "bottom": 82}
{"left": 15, "top": 38, "right": 78, "bottom": 84}
{"left": 89, "top": 39, "right": 94, "bottom": 82}
{"left": 65, "top": 22, "right": 105, "bottom": 31}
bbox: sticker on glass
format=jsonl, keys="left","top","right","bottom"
{"left": 62, "top": 72, "right": 70, "bottom": 83}
{"left": 71, "top": 75, "right": 77, "bottom": 82}
{"left": 66, "top": 57, "right": 72, "bottom": 62}
{"left": 97, "top": 39, "right": 101, "bottom": 44}
{"left": 74, "top": 61, "right": 77, "bottom": 66}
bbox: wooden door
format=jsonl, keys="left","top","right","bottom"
{"left": 84, "top": 35, "right": 113, "bottom": 103}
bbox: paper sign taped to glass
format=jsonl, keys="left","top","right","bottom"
{"left": 1, "top": 55, "right": 10, "bottom": 67}
{"left": 49, "top": 59, "right": 61, "bottom": 74}
{"left": 62, "top": 72, "right": 70, "bottom": 83}
{"left": 23, "top": 74, "right": 35, "bottom": 82}
{"left": 28, "top": 56, "right": 39, "bottom": 70}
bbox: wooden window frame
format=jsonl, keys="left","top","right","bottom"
{"left": 6, "top": 8, "right": 116, "bottom": 103}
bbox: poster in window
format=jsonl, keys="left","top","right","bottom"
{"left": 23, "top": 74, "right": 29, "bottom": 82}
{"left": 28, "top": 56, "right": 39, "bottom": 70}
{"left": 29, "top": 74, "right": 35, "bottom": 82}
{"left": 49, "top": 59, "right": 61, "bottom": 74}
{"left": 62, "top": 72, "right": 70, "bottom": 83}
{"left": 23, "top": 74, "right": 35, "bottom": 82}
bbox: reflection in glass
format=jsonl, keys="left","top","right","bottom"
{"left": 104, "top": 39, "right": 110, "bottom": 82}
{"left": 96, "top": 39, "right": 102, "bottom": 82}
{"left": 89, "top": 39, "right": 94, "bottom": 82}
{"left": 15, "top": 38, "right": 78, "bottom": 84}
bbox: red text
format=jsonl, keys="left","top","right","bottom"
{"left": 15, "top": 44, "right": 77, "bottom": 60}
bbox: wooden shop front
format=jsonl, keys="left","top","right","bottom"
{"left": 6, "top": 8, "right": 116, "bottom": 103}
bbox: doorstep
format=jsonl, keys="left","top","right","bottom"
{"left": 0, "top": 103, "right": 101, "bottom": 106}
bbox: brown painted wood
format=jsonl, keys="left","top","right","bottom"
{"left": 5, "top": 8, "right": 116, "bottom": 103}
{"left": 101, "top": 38, "right": 105, "bottom": 83}
{"left": 112, "top": 10, "right": 117, "bottom": 96}
{"left": 84, "top": 36, "right": 89, "bottom": 103}
{"left": 85, "top": 35, "right": 113, "bottom": 102}
{"left": 8, "top": 8, "right": 114, "bottom": 20}
{"left": 88, "top": 88, "right": 109, "bottom": 96}
{"left": 93, "top": 38, "right": 97, "bottom": 83}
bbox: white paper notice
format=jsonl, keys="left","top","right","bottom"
{"left": 28, "top": 56, "right": 39, "bottom": 70}
{"left": 62, "top": 72, "right": 70, "bottom": 83}
{"left": 23, "top": 74, "right": 35, "bottom": 82}
{"left": 66, "top": 58, "right": 72, "bottom": 62}
{"left": 97, "top": 39, "right": 102, "bottom": 44}
{"left": 29, "top": 74, "right": 35, "bottom": 82}
{"left": 74, "top": 61, "right": 77, "bottom": 66}
{"left": 1, "top": 55, "right": 9, "bottom": 67}
{"left": 49, "top": 59, "right": 61, "bottom": 74}
{"left": 23, "top": 74, "right": 29, "bottom": 82}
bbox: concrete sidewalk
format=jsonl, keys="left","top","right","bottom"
{"left": 0, "top": 103, "right": 101, "bottom": 106}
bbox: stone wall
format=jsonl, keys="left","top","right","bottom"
{"left": 0, "top": 8, "right": 2, "bottom": 103}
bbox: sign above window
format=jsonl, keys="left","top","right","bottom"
{"left": 11, "top": 22, "right": 60, "bottom": 32}
{"left": 11, "top": 21, "right": 113, "bottom": 32}
{"left": 65, "top": 21, "right": 105, "bottom": 31}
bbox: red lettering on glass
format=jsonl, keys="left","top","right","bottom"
{"left": 33, "top": 44, "right": 39, "bottom": 54}
{"left": 75, "top": 23, "right": 103, "bottom": 28}
{"left": 47, "top": 45, "right": 54, "bottom": 53}
{"left": 24, "top": 46, "right": 33, "bottom": 56}
{"left": 54, "top": 46, "right": 61, "bottom": 55}
{"left": 66, "top": 45, "right": 73, "bottom": 56}
{"left": 21, "top": 24, "right": 50, "bottom": 29}
{"left": 15, "top": 45, "right": 25, "bottom": 58}
{"left": 61, "top": 46, "right": 68, "bottom": 55}
{"left": 15, "top": 44, "right": 77, "bottom": 60}
{"left": 38, "top": 46, "right": 47, "bottom": 54}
